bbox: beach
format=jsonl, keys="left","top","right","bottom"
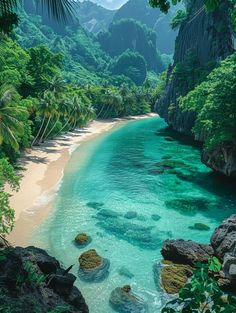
{"left": 7, "top": 114, "right": 156, "bottom": 246}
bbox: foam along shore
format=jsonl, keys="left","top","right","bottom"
{"left": 7, "top": 114, "right": 157, "bottom": 246}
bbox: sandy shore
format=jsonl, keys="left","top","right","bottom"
{"left": 7, "top": 114, "right": 156, "bottom": 246}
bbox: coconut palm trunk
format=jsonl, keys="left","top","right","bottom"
{"left": 44, "top": 116, "right": 60, "bottom": 140}
{"left": 31, "top": 115, "right": 46, "bottom": 147}
{"left": 39, "top": 116, "right": 52, "bottom": 143}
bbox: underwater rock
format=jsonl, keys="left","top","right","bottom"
{"left": 118, "top": 266, "right": 134, "bottom": 279}
{"left": 109, "top": 285, "right": 148, "bottom": 313}
{"left": 158, "top": 261, "right": 193, "bottom": 294}
{"left": 97, "top": 209, "right": 121, "bottom": 218}
{"left": 165, "top": 198, "right": 211, "bottom": 215}
{"left": 124, "top": 211, "right": 138, "bottom": 219}
{"left": 189, "top": 223, "right": 210, "bottom": 231}
{"left": 210, "top": 214, "right": 236, "bottom": 260}
{"left": 96, "top": 217, "right": 159, "bottom": 249}
{"left": 136, "top": 215, "right": 147, "bottom": 221}
{"left": 161, "top": 239, "right": 214, "bottom": 266}
{"left": 87, "top": 201, "right": 104, "bottom": 210}
{"left": 74, "top": 233, "right": 91, "bottom": 246}
{"left": 151, "top": 214, "right": 161, "bottom": 221}
{"left": 78, "top": 249, "right": 110, "bottom": 282}
{"left": 148, "top": 168, "right": 164, "bottom": 175}
{"left": 162, "top": 155, "right": 172, "bottom": 160}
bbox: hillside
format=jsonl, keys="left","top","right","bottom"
{"left": 113, "top": 0, "right": 180, "bottom": 54}
{"left": 77, "top": 1, "right": 116, "bottom": 33}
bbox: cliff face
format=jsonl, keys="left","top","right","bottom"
{"left": 0, "top": 246, "right": 89, "bottom": 313}
{"left": 155, "top": 0, "right": 236, "bottom": 176}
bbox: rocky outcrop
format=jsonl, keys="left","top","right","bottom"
{"left": 155, "top": 0, "right": 236, "bottom": 177}
{"left": 78, "top": 249, "right": 110, "bottom": 282}
{"left": 75, "top": 233, "right": 91, "bottom": 247}
{"left": 161, "top": 239, "right": 214, "bottom": 266}
{"left": 0, "top": 246, "right": 88, "bottom": 313}
{"left": 159, "top": 215, "right": 236, "bottom": 294}
{"left": 109, "top": 285, "right": 148, "bottom": 313}
{"left": 201, "top": 143, "right": 236, "bottom": 177}
{"left": 210, "top": 215, "right": 236, "bottom": 260}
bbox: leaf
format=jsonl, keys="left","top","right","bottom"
{"left": 208, "top": 257, "right": 222, "bottom": 273}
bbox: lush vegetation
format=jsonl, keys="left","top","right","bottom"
{"left": 179, "top": 53, "right": 236, "bottom": 150}
{"left": 162, "top": 258, "right": 236, "bottom": 313}
{"left": 170, "top": 9, "right": 187, "bottom": 30}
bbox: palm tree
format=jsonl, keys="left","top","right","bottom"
{"left": 0, "top": 85, "right": 26, "bottom": 150}
{"left": 31, "top": 91, "right": 57, "bottom": 146}
{"left": 0, "top": 0, "right": 75, "bottom": 33}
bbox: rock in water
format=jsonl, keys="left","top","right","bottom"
{"left": 124, "top": 211, "right": 138, "bottom": 219}
{"left": 0, "top": 246, "right": 88, "bottom": 313}
{"left": 210, "top": 214, "right": 236, "bottom": 260}
{"left": 151, "top": 214, "right": 161, "bottom": 221}
{"left": 188, "top": 223, "right": 210, "bottom": 231}
{"left": 158, "top": 261, "right": 193, "bottom": 294}
{"left": 109, "top": 285, "right": 148, "bottom": 313}
{"left": 78, "top": 249, "right": 110, "bottom": 282}
{"left": 74, "top": 233, "right": 91, "bottom": 247}
{"left": 161, "top": 239, "right": 214, "bottom": 266}
{"left": 118, "top": 266, "right": 134, "bottom": 279}
{"left": 87, "top": 201, "right": 104, "bottom": 210}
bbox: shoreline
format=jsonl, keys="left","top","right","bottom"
{"left": 7, "top": 114, "right": 157, "bottom": 246}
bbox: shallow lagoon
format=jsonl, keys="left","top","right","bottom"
{"left": 33, "top": 117, "right": 236, "bottom": 313}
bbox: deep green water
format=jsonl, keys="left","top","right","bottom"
{"left": 33, "top": 117, "right": 236, "bottom": 313}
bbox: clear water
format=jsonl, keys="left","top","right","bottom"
{"left": 32, "top": 117, "right": 236, "bottom": 313}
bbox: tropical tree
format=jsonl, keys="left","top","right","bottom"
{"left": 0, "top": 85, "right": 27, "bottom": 151}
{"left": 0, "top": 0, "right": 75, "bottom": 33}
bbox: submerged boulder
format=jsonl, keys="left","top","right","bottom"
{"left": 74, "top": 233, "right": 91, "bottom": 247}
{"left": 124, "top": 211, "right": 138, "bottom": 219}
{"left": 151, "top": 214, "right": 161, "bottom": 221}
{"left": 109, "top": 285, "right": 148, "bottom": 313}
{"left": 210, "top": 215, "right": 236, "bottom": 260}
{"left": 87, "top": 201, "right": 104, "bottom": 210}
{"left": 188, "top": 223, "right": 210, "bottom": 231}
{"left": 118, "top": 266, "right": 134, "bottom": 279}
{"left": 165, "top": 198, "right": 211, "bottom": 215}
{"left": 78, "top": 249, "right": 110, "bottom": 282}
{"left": 159, "top": 261, "right": 193, "bottom": 294}
{"left": 161, "top": 239, "right": 214, "bottom": 266}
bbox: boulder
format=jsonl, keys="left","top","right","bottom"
{"left": 223, "top": 253, "right": 236, "bottom": 281}
{"left": 210, "top": 215, "right": 236, "bottom": 260}
{"left": 78, "top": 249, "right": 110, "bottom": 282}
{"left": 79, "top": 249, "right": 102, "bottom": 270}
{"left": 160, "top": 261, "right": 193, "bottom": 294}
{"left": 188, "top": 223, "right": 210, "bottom": 231}
{"left": 109, "top": 285, "right": 148, "bottom": 313}
{"left": 124, "top": 211, "right": 138, "bottom": 219}
{"left": 151, "top": 214, "right": 161, "bottom": 221}
{"left": 161, "top": 239, "right": 214, "bottom": 266}
{"left": 74, "top": 233, "right": 91, "bottom": 246}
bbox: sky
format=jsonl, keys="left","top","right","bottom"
{"left": 80, "top": 0, "right": 128, "bottom": 10}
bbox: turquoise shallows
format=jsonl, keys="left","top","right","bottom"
{"left": 33, "top": 117, "right": 236, "bottom": 313}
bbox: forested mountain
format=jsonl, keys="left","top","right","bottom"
{"left": 113, "top": 0, "right": 180, "bottom": 54}
{"left": 77, "top": 1, "right": 116, "bottom": 34}
{"left": 155, "top": 0, "right": 236, "bottom": 177}
{"left": 98, "top": 18, "right": 165, "bottom": 73}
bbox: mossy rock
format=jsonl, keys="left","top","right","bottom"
{"left": 79, "top": 249, "right": 102, "bottom": 270}
{"left": 165, "top": 198, "right": 210, "bottom": 215}
{"left": 189, "top": 223, "right": 210, "bottom": 231}
{"left": 75, "top": 233, "right": 91, "bottom": 246}
{"left": 161, "top": 262, "right": 193, "bottom": 294}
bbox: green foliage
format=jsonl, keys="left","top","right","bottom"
{"left": 162, "top": 258, "right": 236, "bottom": 313}
{"left": 0, "top": 158, "right": 19, "bottom": 235}
{"left": 47, "top": 306, "right": 70, "bottom": 313}
{"left": 24, "top": 261, "right": 47, "bottom": 286}
{"left": 171, "top": 10, "right": 187, "bottom": 30}
{"left": 179, "top": 53, "right": 236, "bottom": 150}
{"left": 111, "top": 50, "right": 147, "bottom": 85}
{"left": 98, "top": 18, "right": 164, "bottom": 73}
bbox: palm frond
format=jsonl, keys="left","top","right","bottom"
{"left": 0, "top": 0, "right": 18, "bottom": 15}
{"left": 39, "top": 0, "right": 76, "bottom": 22}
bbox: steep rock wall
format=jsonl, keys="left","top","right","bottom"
{"left": 155, "top": 0, "right": 236, "bottom": 176}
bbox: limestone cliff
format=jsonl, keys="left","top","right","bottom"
{"left": 155, "top": 0, "right": 236, "bottom": 177}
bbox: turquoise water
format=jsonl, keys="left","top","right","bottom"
{"left": 33, "top": 117, "right": 236, "bottom": 313}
